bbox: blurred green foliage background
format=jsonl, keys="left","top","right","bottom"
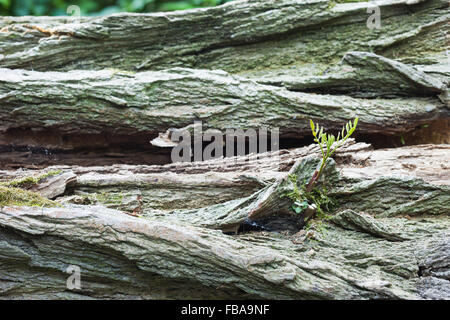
{"left": 0, "top": 0, "right": 233, "bottom": 16}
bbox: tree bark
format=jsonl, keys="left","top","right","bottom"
{"left": 0, "top": 64, "right": 448, "bottom": 147}
{"left": 0, "top": 0, "right": 448, "bottom": 75}
{"left": 0, "top": 143, "right": 449, "bottom": 299}
{"left": 0, "top": 0, "right": 449, "bottom": 152}
{"left": 0, "top": 0, "right": 449, "bottom": 300}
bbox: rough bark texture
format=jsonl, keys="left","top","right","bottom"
{"left": 0, "top": 0, "right": 448, "bottom": 74}
{"left": 0, "top": 0, "right": 449, "bottom": 154}
{"left": 0, "top": 0, "right": 449, "bottom": 300}
{"left": 1, "top": 143, "right": 449, "bottom": 299}
{"left": 0, "top": 66, "right": 447, "bottom": 142}
{"left": 1, "top": 204, "right": 448, "bottom": 300}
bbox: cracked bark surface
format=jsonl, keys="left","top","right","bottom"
{"left": 0, "top": 66, "right": 447, "bottom": 143}
{"left": 0, "top": 0, "right": 449, "bottom": 154}
{"left": 0, "top": 143, "right": 449, "bottom": 299}
{"left": 0, "top": 0, "right": 448, "bottom": 74}
{"left": 0, "top": 0, "right": 449, "bottom": 300}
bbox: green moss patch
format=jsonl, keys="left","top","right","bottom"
{"left": 0, "top": 170, "right": 62, "bottom": 189}
{"left": 0, "top": 186, "right": 59, "bottom": 208}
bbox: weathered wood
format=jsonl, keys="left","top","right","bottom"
{"left": 0, "top": 0, "right": 448, "bottom": 156}
{"left": 0, "top": 67, "right": 447, "bottom": 146}
{"left": 61, "top": 143, "right": 450, "bottom": 214}
{"left": 0, "top": 157, "right": 448, "bottom": 299}
{"left": 1, "top": 142, "right": 447, "bottom": 215}
{"left": 0, "top": 143, "right": 449, "bottom": 299}
{"left": 130, "top": 149, "right": 449, "bottom": 233}
{"left": 0, "top": 0, "right": 449, "bottom": 300}
{"left": 0, "top": 0, "right": 448, "bottom": 74}
{"left": 28, "top": 171, "right": 76, "bottom": 199}
{"left": 255, "top": 51, "right": 448, "bottom": 99}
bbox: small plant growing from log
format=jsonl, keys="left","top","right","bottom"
{"left": 286, "top": 118, "right": 358, "bottom": 222}
{"left": 286, "top": 176, "right": 334, "bottom": 221}
{"left": 306, "top": 117, "right": 359, "bottom": 192}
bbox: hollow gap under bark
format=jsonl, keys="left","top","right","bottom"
{"left": 229, "top": 216, "right": 304, "bottom": 236}
{"left": 0, "top": 119, "right": 447, "bottom": 169}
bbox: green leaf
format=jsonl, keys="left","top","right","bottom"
{"left": 329, "top": 136, "right": 335, "bottom": 151}
{"left": 326, "top": 135, "right": 333, "bottom": 150}
{"left": 0, "top": 0, "right": 10, "bottom": 8}
{"left": 308, "top": 118, "right": 358, "bottom": 189}
{"left": 292, "top": 200, "right": 307, "bottom": 214}
{"left": 321, "top": 133, "right": 326, "bottom": 145}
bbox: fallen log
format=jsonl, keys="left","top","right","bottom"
{"left": 255, "top": 51, "right": 448, "bottom": 99}
{"left": 1, "top": 142, "right": 448, "bottom": 216}
{"left": 0, "top": 145, "right": 450, "bottom": 299}
{"left": 0, "top": 67, "right": 447, "bottom": 145}
{"left": 0, "top": 0, "right": 448, "bottom": 157}
{"left": 0, "top": 0, "right": 447, "bottom": 74}
{"left": 0, "top": 0, "right": 449, "bottom": 301}
{"left": 0, "top": 144, "right": 449, "bottom": 299}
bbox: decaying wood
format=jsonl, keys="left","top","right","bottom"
{"left": 0, "top": 0, "right": 448, "bottom": 154}
{"left": 0, "top": 65, "right": 447, "bottom": 147}
{"left": 0, "top": 146, "right": 449, "bottom": 299}
{"left": 0, "top": 143, "right": 449, "bottom": 299}
{"left": 1, "top": 141, "right": 448, "bottom": 218}
{"left": 0, "top": 0, "right": 448, "bottom": 74}
{"left": 0, "top": 0, "right": 449, "bottom": 300}
{"left": 29, "top": 171, "right": 76, "bottom": 199}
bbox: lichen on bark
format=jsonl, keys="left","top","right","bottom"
{"left": 0, "top": 0, "right": 449, "bottom": 300}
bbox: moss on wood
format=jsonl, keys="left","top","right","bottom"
{"left": 0, "top": 186, "right": 59, "bottom": 207}
{"left": 0, "top": 170, "right": 62, "bottom": 189}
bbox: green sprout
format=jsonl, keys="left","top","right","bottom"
{"left": 306, "top": 117, "right": 359, "bottom": 192}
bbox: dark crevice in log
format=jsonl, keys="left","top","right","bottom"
{"left": 0, "top": 0, "right": 448, "bottom": 299}
{"left": 418, "top": 266, "right": 425, "bottom": 277}
{"left": 285, "top": 86, "right": 442, "bottom": 99}
{"left": 0, "top": 128, "right": 172, "bottom": 169}
{"left": 0, "top": 118, "right": 447, "bottom": 169}
{"left": 234, "top": 216, "right": 303, "bottom": 235}
{"left": 354, "top": 119, "right": 449, "bottom": 149}
{"left": 0, "top": 127, "right": 159, "bottom": 151}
